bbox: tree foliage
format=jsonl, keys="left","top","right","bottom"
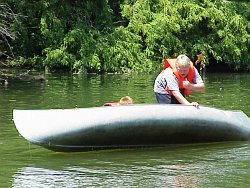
{"left": 1, "top": 0, "right": 249, "bottom": 72}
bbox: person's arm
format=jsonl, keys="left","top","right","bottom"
{"left": 183, "top": 81, "right": 205, "bottom": 91}
{"left": 183, "top": 67, "right": 205, "bottom": 92}
{"left": 172, "top": 90, "right": 200, "bottom": 108}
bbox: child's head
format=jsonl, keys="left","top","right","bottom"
{"left": 176, "top": 55, "right": 191, "bottom": 78}
{"left": 176, "top": 54, "right": 191, "bottom": 68}
{"left": 119, "top": 96, "right": 133, "bottom": 105}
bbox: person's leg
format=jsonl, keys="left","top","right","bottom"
{"left": 170, "top": 96, "right": 180, "bottom": 104}
{"left": 155, "top": 93, "right": 171, "bottom": 104}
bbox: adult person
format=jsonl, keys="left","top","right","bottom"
{"left": 194, "top": 53, "right": 206, "bottom": 77}
{"left": 103, "top": 96, "right": 134, "bottom": 106}
{"left": 154, "top": 54, "right": 205, "bottom": 108}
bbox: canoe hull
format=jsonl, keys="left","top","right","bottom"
{"left": 13, "top": 104, "right": 250, "bottom": 152}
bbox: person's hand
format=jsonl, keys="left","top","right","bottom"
{"left": 183, "top": 80, "right": 192, "bottom": 90}
{"left": 190, "top": 102, "right": 199, "bottom": 109}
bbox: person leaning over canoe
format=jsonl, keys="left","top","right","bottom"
{"left": 103, "top": 96, "right": 134, "bottom": 106}
{"left": 154, "top": 54, "right": 205, "bottom": 108}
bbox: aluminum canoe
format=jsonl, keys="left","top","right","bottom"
{"left": 13, "top": 104, "right": 250, "bottom": 152}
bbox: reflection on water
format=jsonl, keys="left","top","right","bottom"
{"left": 13, "top": 165, "right": 200, "bottom": 187}
{"left": 11, "top": 142, "right": 250, "bottom": 187}
{"left": 1, "top": 72, "right": 250, "bottom": 187}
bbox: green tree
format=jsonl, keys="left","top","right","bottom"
{"left": 3, "top": 0, "right": 250, "bottom": 72}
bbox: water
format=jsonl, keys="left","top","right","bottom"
{"left": 0, "top": 72, "right": 250, "bottom": 187}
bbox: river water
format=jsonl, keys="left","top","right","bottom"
{"left": 0, "top": 72, "right": 249, "bottom": 187}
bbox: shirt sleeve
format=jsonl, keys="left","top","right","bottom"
{"left": 165, "top": 68, "right": 179, "bottom": 91}
{"left": 192, "top": 67, "right": 204, "bottom": 84}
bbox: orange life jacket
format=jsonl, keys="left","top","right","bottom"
{"left": 164, "top": 59, "right": 195, "bottom": 97}
{"left": 103, "top": 102, "right": 121, "bottom": 106}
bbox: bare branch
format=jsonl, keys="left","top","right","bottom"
{"left": 0, "top": 3, "right": 18, "bottom": 40}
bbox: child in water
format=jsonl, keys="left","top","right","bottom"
{"left": 103, "top": 96, "right": 133, "bottom": 106}
{"left": 119, "top": 96, "right": 134, "bottom": 105}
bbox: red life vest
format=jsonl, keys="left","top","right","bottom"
{"left": 103, "top": 102, "right": 121, "bottom": 106}
{"left": 164, "top": 59, "right": 195, "bottom": 97}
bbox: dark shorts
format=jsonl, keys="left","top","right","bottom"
{"left": 154, "top": 92, "right": 180, "bottom": 104}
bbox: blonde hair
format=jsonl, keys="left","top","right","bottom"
{"left": 176, "top": 54, "right": 191, "bottom": 67}
{"left": 119, "top": 96, "right": 133, "bottom": 105}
